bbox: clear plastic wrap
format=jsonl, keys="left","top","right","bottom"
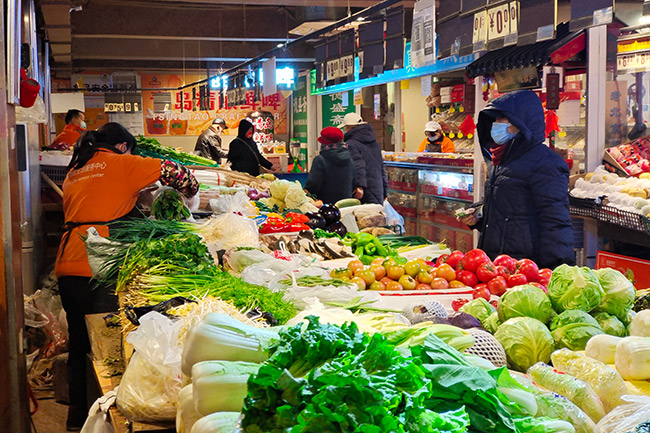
{"left": 116, "top": 312, "right": 183, "bottom": 422}
{"left": 551, "top": 348, "right": 627, "bottom": 412}
{"left": 595, "top": 395, "right": 650, "bottom": 433}
{"left": 209, "top": 191, "right": 258, "bottom": 216}
{"left": 197, "top": 213, "right": 259, "bottom": 251}
{"left": 527, "top": 362, "right": 606, "bottom": 423}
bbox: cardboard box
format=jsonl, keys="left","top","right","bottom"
{"left": 596, "top": 250, "right": 650, "bottom": 289}
{"left": 603, "top": 148, "right": 630, "bottom": 177}
{"left": 264, "top": 154, "right": 289, "bottom": 173}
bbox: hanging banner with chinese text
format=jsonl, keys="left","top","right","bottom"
{"left": 321, "top": 91, "right": 355, "bottom": 129}
{"left": 140, "top": 73, "right": 287, "bottom": 136}
{"left": 292, "top": 75, "right": 308, "bottom": 144}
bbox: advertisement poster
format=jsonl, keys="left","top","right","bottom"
{"left": 292, "top": 75, "right": 308, "bottom": 144}
{"left": 321, "top": 91, "right": 355, "bottom": 129}
{"left": 140, "top": 73, "right": 288, "bottom": 137}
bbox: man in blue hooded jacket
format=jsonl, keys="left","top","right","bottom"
{"left": 461, "top": 90, "right": 575, "bottom": 269}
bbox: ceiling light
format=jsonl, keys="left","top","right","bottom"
{"left": 277, "top": 43, "right": 284, "bottom": 48}
{"left": 356, "top": 17, "right": 365, "bottom": 22}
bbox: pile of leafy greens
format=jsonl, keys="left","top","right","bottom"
{"left": 241, "top": 317, "right": 573, "bottom": 433}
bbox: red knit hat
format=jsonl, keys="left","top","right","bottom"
{"left": 318, "top": 126, "right": 344, "bottom": 145}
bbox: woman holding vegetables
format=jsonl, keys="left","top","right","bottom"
{"left": 55, "top": 122, "right": 198, "bottom": 430}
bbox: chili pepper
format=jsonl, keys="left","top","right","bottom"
{"left": 354, "top": 246, "right": 365, "bottom": 257}
{"left": 360, "top": 255, "right": 375, "bottom": 266}
{"left": 364, "top": 243, "right": 377, "bottom": 256}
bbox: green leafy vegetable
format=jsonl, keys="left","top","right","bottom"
{"left": 547, "top": 265, "right": 604, "bottom": 313}
{"left": 549, "top": 310, "right": 605, "bottom": 351}
{"left": 497, "top": 285, "right": 555, "bottom": 324}
{"left": 494, "top": 317, "right": 554, "bottom": 372}
{"left": 592, "top": 312, "right": 627, "bottom": 337}
{"left": 151, "top": 188, "right": 191, "bottom": 221}
{"left": 459, "top": 298, "right": 495, "bottom": 324}
{"left": 593, "top": 268, "right": 635, "bottom": 319}
{"left": 135, "top": 135, "right": 217, "bottom": 166}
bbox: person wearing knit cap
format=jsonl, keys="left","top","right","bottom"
{"left": 305, "top": 126, "right": 356, "bottom": 204}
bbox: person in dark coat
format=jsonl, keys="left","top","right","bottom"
{"left": 227, "top": 119, "right": 273, "bottom": 176}
{"left": 342, "top": 113, "right": 388, "bottom": 204}
{"left": 460, "top": 90, "right": 575, "bottom": 269}
{"left": 194, "top": 117, "right": 228, "bottom": 162}
{"left": 305, "top": 127, "right": 356, "bottom": 204}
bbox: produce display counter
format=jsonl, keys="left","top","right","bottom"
{"left": 384, "top": 158, "right": 474, "bottom": 251}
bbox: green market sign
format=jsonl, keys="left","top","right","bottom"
{"left": 321, "top": 91, "right": 355, "bottom": 129}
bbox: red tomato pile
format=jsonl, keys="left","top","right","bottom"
{"left": 436, "top": 249, "right": 551, "bottom": 302}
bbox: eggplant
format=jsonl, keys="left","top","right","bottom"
{"left": 328, "top": 221, "right": 347, "bottom": 237}
{"left": 306, "top": 214, "right": 327, "bottom": 229}
{"left": 319, "top": 204, "right": 341, "bottom": 225}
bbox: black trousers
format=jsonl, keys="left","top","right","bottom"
{"left": 57, "top": 276, "right": 118, "bottom": 409}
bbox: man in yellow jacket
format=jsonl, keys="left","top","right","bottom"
{"left": 417, "top": 120, "right": 455, "bottom": 153}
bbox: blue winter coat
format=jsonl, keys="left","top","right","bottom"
{"left": 475, "top": 90, "right": 575, "bottom": 269}
{"left": 344, "top": 124, "right": 388, "bottom": 204}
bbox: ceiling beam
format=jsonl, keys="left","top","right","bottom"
{"left": 74, "top": 34, "right": 297, "bottom": 43}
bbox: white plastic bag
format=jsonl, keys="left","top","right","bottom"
{"left": 116, "top": 312, "right": 182, "bottom": 422}
{"left": 210, "top": 191, "right": 257, "bottom": 216}
{"left": 384, "top": 199, "right": 405, "bottom": 233}
{"left": 596, "top": 395, "right": 650, "bottom": 433}
{"left": 85, "top": 227, "right": 127, "bottom": 280}
{"left": 198, "top": 213, "right": 259, "bottom": 252}
{"left": 81, "top": 389, "right": 118, "bottom": 433}
{"left": 15, "top": 96, "right": 47, "bottom": 124}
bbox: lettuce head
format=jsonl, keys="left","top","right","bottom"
{"left": 593, "top": 268, "right": 635, "bottom": 319}
{"left": 549, "top": 309, "right": 605, "bottom": 351}
{"left": 494, "top": 317, "right": 554, "bottom": 372}
{"left": 592, "top": 312, "right": 627, "bottom": 337}
{"left": 547, "top": 265, "right": 604, "bottom": 313}
{"left": 497, "top": 285, "right": 555, "bottom": 324}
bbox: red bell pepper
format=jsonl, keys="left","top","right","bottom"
{"left": 260, "top": 223, "right": 290, "bottom": 234}
{"left": 287, "top": 222, "right": 310, "bottom": 232}
{"left": 285, "top": 212, "right": 309, "bottom": 223}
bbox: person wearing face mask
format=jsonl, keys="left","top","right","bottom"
{"left": 417, "top": 121, "right": 456, "bottom": 153}
{"left": 459, "top": 90, "right": 574, "bottom": 269}
{"left": 227, "top": 119, "right": 274, "bottom": 176}
{"left": 55, "top": 122, "right": 199, "bottom": 430}
{"left": 51, "top": 109, "right": 87, "bottom": 150}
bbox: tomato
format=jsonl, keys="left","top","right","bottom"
{"left": 494, "top": 254, "right": 517, "bottom": 273}
{"left": 528, "top": 282, "right": 547, "bottom": 293}
{"left": 487, "top": 276, "right": 508, "bottom": 296}
{"left": 473, "top": 286, "right": 491, "bottom": 301}
{"left": 369, "top": 281, "right": 386, "bottom": 291}
{"left": 370, "top": 265, "right": 387, "bottom": 281}
{"left": 330, "top": 267, "right": 352, "bottom": 279}
{"left": 517, "top": 259, "right": 540, "bottom": 282}
{"left": 448, "top": 280, "right": 465, "bottom": 288}
{"left": 380, "top": 277, "right": 392, "bottom": 286}
{"left": 416, "top": 270, "right": 434, "bottom": 284}
{"left": 476, "top": 262, "right": 498, "bottom": 283}
{"left": 398, "top": 275, "right": 417, "bottom": 290}
{"left": 459, "top": 249, "right": 490, "bottom": 273}
{"left": 415, "top": 283, "right": 432, "bottom": 291}
{"left": 436, "top": 254, "right": 450, "bottom": 266}
{"left": 356, "top": 269, "right": 376, "bottom": 286}
{"left": 496, "top": 265, "right": 511, "bottom": 280}
{"left": 457, "top": 270, "right": 479, "bottom": 288}
{"left": 474, "top": 283, "right": 488, "bottom": 292}
{"left": 350, "top": 277, "right": 367, "bottom": 290}
{"left": 490, "top": 300, "right": 499, "bottom": 309}
{"left": 371, "top": 257, "right": 385, "bottom": 267}
{"left": 451, "top": 298, "right": 469, "bottom": 312}
{"left": 386, "top": 265, "right": 405, "bottom": 281}
{"left": 538, "top": 268, "right": 552, "bottom": 286}
{"left": 436, "top": 263, "right": 457, "bottom": 282}
{"left": 404, "top": 261, "right": 421, "bottom": 277}
{"left": 507, "top": 273, "right": 528, "bottom": 287}
{"left": 386, "top": 281, "right": 403, "bottom": 291}
{"left": 430, "top": 277, "right": 450, "bottom": 290}
{"left": 446, "top": 250, "right": 464, "bottom": 269}
{"left": 348, "top": 260, "right": 364, "bottom": 274}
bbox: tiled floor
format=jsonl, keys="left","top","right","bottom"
{"left": 32, "top": 398, "right": 69, "bottom": 433}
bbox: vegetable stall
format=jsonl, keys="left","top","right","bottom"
{"left": 76, "top": 173, "right": 650, "bottom": 433}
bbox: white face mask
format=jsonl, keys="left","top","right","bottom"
{"left": 79, "top": 121, "right": 87, "bottom": 129}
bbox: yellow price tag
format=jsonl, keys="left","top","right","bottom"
{"left": 559, "top": 131, "right": 567, "bottom": 138}
{"left": 436, "top": 107, "right": 440, "bottom": 113}
{"left": 458, "top": 133, "right": 464, "bottom": 138}
{"left": 449, "top": 133, "right": 456, "bottom": 139}
{"left": 449, "top": 107, "right": 456, "bottom": 113}
{"left": 459, "top": 106, "right": 464, "bottom": 113}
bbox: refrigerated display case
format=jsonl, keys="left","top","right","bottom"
{"left": 384, "top": 153, "right": 474, "bottom": 250}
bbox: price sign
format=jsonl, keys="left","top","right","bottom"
{"left": 617, "top": 52, "right": 650, "bottom": 72}
{"left": 104, "top": 102, "right": 124, "bottom": 112}
{"left": 487, "top": 3, "right": 511, "bottom": 41}
{"left": 472, "top": 10, "right": 488, "bottom": 44}
{"left": 339, "top": 55, "right": 354, "bottom": 77}
{"left": 326, "top": 59, "right": 340, "bottom": 81}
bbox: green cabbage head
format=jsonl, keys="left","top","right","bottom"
{"left": 497, "top": 284, "right": 555, "bottom": 324}
{"left": 593, "top": 268, "right": 635, "bottom": 319}
{"left": 549, "top": 309, "right": 605, "bottom": 350}
{"left": 547, "top": 265, "right": 604, "bottom": 313}
{"left": 494, "top": 317, "right": 554, "bottom": 372}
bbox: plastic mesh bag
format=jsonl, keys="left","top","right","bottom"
{"left": 116, "top": 312, "right": 182, "bottom": 422}
{"left": 464, "top": 328, "right": 507, "bottom": 367}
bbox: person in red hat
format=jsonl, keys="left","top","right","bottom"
{"left": 305, "top": 126, "right": 356, "bottom": 204}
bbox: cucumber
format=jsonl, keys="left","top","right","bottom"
{"left": 335, "top": 198, "right": 361, "bottom": 208}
